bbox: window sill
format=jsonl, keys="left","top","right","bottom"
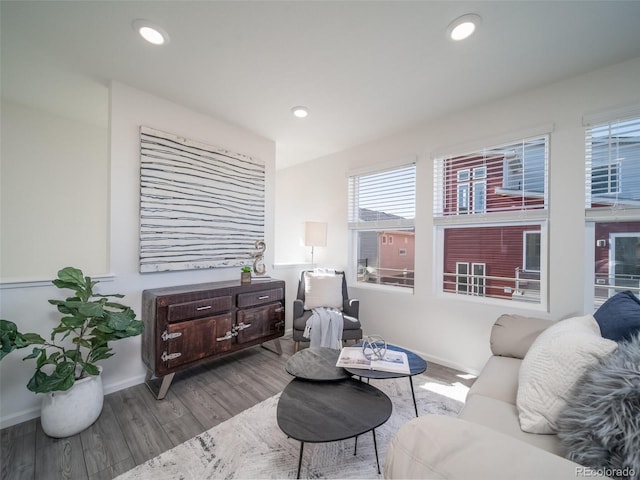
{"left": 352, "top": 281, "right": 414, "bottom": 295}
{"left": 437, "top": 290, "right": 548, "bottom": 312}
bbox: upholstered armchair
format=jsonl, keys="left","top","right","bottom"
{"left": 292, "top": 270, "right": 363, "bottom": 352}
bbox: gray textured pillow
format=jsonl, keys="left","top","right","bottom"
{"left": 557, "top": 332, "right": 640, "bottom": 479}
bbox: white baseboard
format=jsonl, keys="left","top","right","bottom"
{"left": 0, "top": 406, "right": 41, "bottom": 430}
{"left": 0, "top": 373, "right": 147, "bottom": 430}
{"left": 412, "top": 348, "right": 481, "bottom": 377}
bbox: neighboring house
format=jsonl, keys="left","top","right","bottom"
{"left": 441, "top": 144, "right": 546, "bottom": 301}
{"left": 356, "top": 208, "right": 415, "bottom": 287}
{"left": 594, "top": 221, "right": 640, "bottom": 302}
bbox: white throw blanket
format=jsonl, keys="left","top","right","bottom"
{"left": 303, "top": 307, "right": 344, "bottom": 349}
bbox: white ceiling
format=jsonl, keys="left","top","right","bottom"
{"left": 2, "top": 1, "right": 640, "bottom": 169}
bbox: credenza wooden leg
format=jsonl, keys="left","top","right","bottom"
{"left": 144, "top": 370, "right": 176, "bottom": 400}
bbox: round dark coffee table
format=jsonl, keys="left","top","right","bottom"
{"left": 344, "top": 343, "right": 427, "bottom": 417}
{"left": 277, "top": 377, "right": 392, "bottom": 478}
{"left": 285, "top": 347, "right": 350, "bottom": 381}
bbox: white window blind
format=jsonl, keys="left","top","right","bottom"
{"left": 348, "top": 164, "right": 416, "bottom": 228}
{"left": 434, "top": 136, "right": 548, "bottom": 220}
{"left": 585, "top": 116, "right": 640, "bottom": 210}
{"left": 349, "top": 163, "right": 416, "bottom": 289}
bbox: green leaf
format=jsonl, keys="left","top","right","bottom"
{"left": 27, "top": 364, "right": 76, "bottom": 393}
{"left": 72, "top": 337, "right": 92, "bottom": 349}
{"left": 78, "top": 302, "right": 104, "bottom": 318}
{"left": 94, "top": 324, "right": 114, "bottom": 334}
{"left": 105, "top": 311, "right": 134, "bottom": 331}
{"left": 0, "top": 319, "right": 18, "bottom": 334}
{"left": 22, "top": 346, "right": 44, "bottom": 360}
{"left": 89, "top": 346, "right": 113, "bottom": 363}
{"left": 36, "top": 348, "right": 49, "bottom": 369}
{"left": 19, "top": 333, "right": 46, "bottom": 345}
{"left": 82, "top": 363, "right": 100, "bottom": 376}
{"left": 65, "top": 350, "right": 80, "bottom": 361}
{"left": 54, "top": 361, "right": 75, "bottom": 378}
{"left": 56, "top": 267, "right": 85, "bottom": 287}
{"left": 61, "top": 316, "right": 85, "bottom": 329}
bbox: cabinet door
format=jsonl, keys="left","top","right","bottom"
{"left": 235, "top": 302, "right": 284, "bottom": 344}
{"left": 163, "top": 313, "right": 233, "bottom": 369}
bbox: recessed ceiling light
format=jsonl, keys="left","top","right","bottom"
{"left": 291, "top": 106, "right": 309, "bottom": 118}
{"left": 132, "top": 19, "right": 170, "bottom": 45}
{"left": 447, "top": 14, "right": 481, "bottom": 41}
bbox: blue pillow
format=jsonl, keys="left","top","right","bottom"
{"left": 593, "top": 291, "right": 640, "bottom": 342}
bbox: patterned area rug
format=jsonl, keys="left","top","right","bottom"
{"left": 116, "top": 374, "right": 464, "bottom": 479}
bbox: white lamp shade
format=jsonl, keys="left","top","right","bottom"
{"left": 304, "top": 222, "right": 327, "bottom": 247}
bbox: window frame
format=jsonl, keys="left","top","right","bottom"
{"left": 584, "top": 106, "right": 640, "bottom": 311}
{"left": 433, "top": 132, "right": 550, "bottom": 309}
{"left": 348, "top": 161, "right": 416, "bottom": 291}
{"left": 523, "top": 230, "right": 542, "bottom": 272}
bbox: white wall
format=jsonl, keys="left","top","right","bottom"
{"left": 274, "top": 56, "right": 640, "bottom": 374}
{"left": 0, "top": 82, "right": 276, "bottom": 428}
{"left": 0, "top": 101, "right": 109, "bottom": 279}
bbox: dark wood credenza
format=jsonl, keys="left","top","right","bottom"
{"left": 141, "top": 278, "right": 285, "bottom": 399}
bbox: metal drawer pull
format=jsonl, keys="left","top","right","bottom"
{"left": 196, "top": 305, "right": 212, "bottom": 311}
{"left": 235, "top": 322, "right": 252, "bottom": 331}
{"left": 275, "top": 307, "right": 284, "bottom": 313}
{"left": 258, "top": 295, "right": 270, "bottom": 300}
{"left": 216, "top": 331, "right": 236, "bottom": 341}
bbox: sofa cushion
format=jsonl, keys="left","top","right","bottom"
{"left": 593, "top": 290, "right": 640, "bottom": 342}
{"left": 384, "top": 415, "right": 597, "bottom": 480}
{"left": 466, "top": 356, "right": 521, "bottom": 405}
{"left": 490, "top": 314, "right": 553, "bottom": 359}
{"left": 303, "top": 272, "right": 343, "bottom": 310}
{"left": 460, "top": 395, "right": 564, "bottom": 455}
{"left": 516, "top": 315, "right": 617, "bottom": 434}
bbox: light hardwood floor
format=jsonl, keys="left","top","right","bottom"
{"left": 0, "top": 337, "right": 473, "bottom": 480}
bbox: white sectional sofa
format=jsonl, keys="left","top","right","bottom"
{"left": 383, "top": 314, "right": 611, "bottom": 480}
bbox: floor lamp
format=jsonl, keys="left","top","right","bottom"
{"left": 304, "top": 221, "right": 327, "bottom": 268}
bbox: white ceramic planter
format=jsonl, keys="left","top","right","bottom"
{"left": 40, "top": 367, "right": 104, "bottom": 438}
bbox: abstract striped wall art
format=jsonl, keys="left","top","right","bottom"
{"left": 139, "top": 126, "right": 265, "bottom": 273}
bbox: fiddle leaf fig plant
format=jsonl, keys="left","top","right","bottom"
{"left": 0, "top": 266, "right": 143, "bottom": 394}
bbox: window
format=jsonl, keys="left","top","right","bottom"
{"left": 523, "top": 231, "right": 541, "bottom": 272}
{"left": 472, "top": 263, "right": 486, "bottom": 296}
{"left": 472, "top": 181, "right": 486, "bottom": 213}
{"left": 453, "top": 262, "right": 486, "bottom": 296}
{"left": 591, "top": 163, "right": 620, "bottom": 195}
{"left": 586, "top": 116, "right": 640, "bottom": 208}
{"left": 456, "top": 262, "right": 469, "bottom": 293}
{"left": 585, "top": 110, "right": 640, "bottom": 309}
{"left": 434, "top": 134, "right": 549, "bottom": 305}
{"left": 457, "top": 184, "right": 470, "bottom": 214}
{"left": 349, "top": 163, "right": 416, "bottom": 288}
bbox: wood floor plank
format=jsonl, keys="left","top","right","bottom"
{"left": 108, "top": 385, "right": 174, "bottom": 465}
{"left": 160, "top": 413, "right": 207, "bottom": 446}
{"left": 169, "top": 372, "right": 234, "bottom": 430}
{"left": 0, "top": 419, "right": 36, "bottom": 480}
{"left": 34, "top": 423, "right": 88, "bottom": 480}
{"left": 88, "top": 457, "right": 135, "bottom": 480}
{"left": 80, "top": 400, "right": 131, "bottom": 476}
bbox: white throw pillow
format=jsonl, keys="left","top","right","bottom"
{"left": 303, "top": 272, "right": 343, "bottom": 310}
{"left": 516, "top": 314, "right": 617, "bottom": 434}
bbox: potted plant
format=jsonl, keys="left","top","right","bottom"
{"left": 240, "top": 266, "right": 252, "bottom": 285}
{"left": 0, "top": 266, "right": 143, "bottom": 437}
